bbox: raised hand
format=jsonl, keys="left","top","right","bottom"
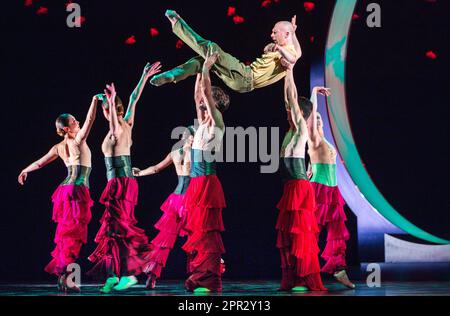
{"left": 204, "top": 45, "right": 219, "bottom": 70}
{"left": 95, "top": 94, "right": 106, "bottom": 102}
{"left": 280, "top": 58, "right": 294, "bottom": 70}
{"left": 18, "top": 171, "right": 27, "bottom": 185}
{"left": 104, "top": 83, "right": 117, "bottom": 106}
{"left": 313, "top": 87, "right": 331, "bottom": 97}
{"left": 143, "top": 61, "right": 162, "bottom": 79}
{"left": 291, "top": 15, "right": 297, "bottom": 31}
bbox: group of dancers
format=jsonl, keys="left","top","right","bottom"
{"left": 18, "top": 10, "right": 354, "bottom": 293}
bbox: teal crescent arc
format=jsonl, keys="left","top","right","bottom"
{"left": 325, "top": 0, "right": 449, "bottom": 244}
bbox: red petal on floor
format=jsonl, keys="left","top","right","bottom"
{"left": 304, "top": 2, "right": 315, "bottom": 12}
{"left": 125, "top": 36, "right": 136, "bottom": 45}
{"left": 233, "top": 15, "right": 245, "bottom": 24}
{"left": 227, "top": 6, "right": 236, "bottom": 16}
{"left": 24, "top": 0, "right": 33, "bottom": 6}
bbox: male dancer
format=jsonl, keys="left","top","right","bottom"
{"left": 151, "top": 11, "right": 301, "bottom": 94}
{"left": 181, "top": 49, "right": 229, "bottom": 292}
{"left": 307, "top": 88, "right": 355, "bottom": 289}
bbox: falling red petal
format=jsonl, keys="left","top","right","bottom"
{"left": 150, "top": 28, "right": 159, "bottom": 37}
{"left": 303, "top": 2, "right": 315, "bottom": 12}
{"left": 273, "top": 0, "right": 281, "bottom": 3}
{"left": 125, "top": 36, "right": 136, "bottom": 45}
{"left": 24, "top": 0, "right": 33, "bottom": 7}
{"left": 227, "top": 6, "right": 236, "bottom": 16}
{"left": 352, "top": 13, "right": 360, "bottom": 20}
{"left": 425, "top": 50, "right": 437, "bottom": 59}
{"left": 176, "top": 40, "right": 184, "bottom": 49}
{"left": 261, "top": 0, "right": 272, "bottom": 8}
{"left": 65, "top": 1, "right": 73, "bottom": 9}
{"left": 310, "top": 36, "right": 315, "bottom": 43}
{"left": 75, "top": 16, "right": 86, "bottom": 25}
{"left": 36, "top": 7, "right": 48, "bottom": 15}
{"left": 233, "top": 15, "right": 245, "bottom": 24}
{"left": 244, "top": 61, "right": 252, "bottom": 66}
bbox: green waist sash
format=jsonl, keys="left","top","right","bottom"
{"left": 311, "top": 163, "right": 337, "bottom": 187}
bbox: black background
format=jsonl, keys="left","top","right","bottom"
{"left": 1, "top": 0, "right": 448, "bottom": 283}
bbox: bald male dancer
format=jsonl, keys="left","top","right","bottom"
{"left": 151, "top": 10, "right": 302, "bottom": 94}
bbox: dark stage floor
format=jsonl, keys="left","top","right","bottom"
{"left": 1, "top": 280, "right": 449, "bottom": 296}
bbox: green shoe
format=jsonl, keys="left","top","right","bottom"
{"left": 100, "top": 277, "right": 119, "bottom": 294}
{"left": 113, "top": 276, "right": 138, "bottom": 291}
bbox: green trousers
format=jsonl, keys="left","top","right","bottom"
{"left": 169, "top": 18, "right": 254, "bottom": 93}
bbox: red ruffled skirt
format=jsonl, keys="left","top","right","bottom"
{"left": 276, "top": 179, "right": 326, "bottom": 291}
{"left": 45, "top": 184, "right": 93, "bottom": 276}
{"left": 311, "top": 182, "right": 349, "bottom": 274}
{"left": 87, "top": 177, "right": 152, "bottom": 279}
{"left": 181, "top": 175, "right": 226, "bottom": 291}
{"left": 144, "top": 193, "right": 189, "bottom": 278}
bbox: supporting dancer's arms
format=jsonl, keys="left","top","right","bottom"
{"left": 290, "top": 15, "right": 302, "bottom": 60}
{"left": 194, "top": 74, "right": 205, "bottom": 124}
{"left": 124, "top": 62, "right": 162, "bottom": 127}
{"left": 284, "top": 68, "right": 305, "bottom": 133}
{"left": 75, "top": 95, "right": 100, "bottom": 144}
{"left": 201, "top": 49, "right": 225, "bottom": 130}
{"left": 276, "top": 45, "right": 297, "bottom": 64}
{"left": 133, "top": 153, "right": 173, "bottom": 177}
{"left": 104, "top": 83, "right": 121, "bottom": 139}
{"left": 18, "top": 146, "right": 59, "bottom": 185}
{"left": 308, "top": 86, "right": 331, "bottom": 147}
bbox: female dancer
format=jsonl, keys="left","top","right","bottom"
{"left": 132, "top": 126, "right": 195, "bottom": 289}
{"left": 182, "top": 50, "right": 229, "bottom": 292}
{"left": 276, "top": 67, "right": 326, "bottom": 291}
{"left": 18, "top": 95, "right": 99, "bottom": 292}
{"left": 307, "top": 88, "right": 355, "bottom": 289}
{"left": 87, "top": 62, "right": 162, "bottom": 293}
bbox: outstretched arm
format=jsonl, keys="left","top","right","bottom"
{"left": 194, "top": 74, "right": 204, "bottom": 123}
{"left": 75, "top": 95, "right": 100, "bottom": 144}
{"left": 309, "top": 86, "right": 331, "bottom": 146}
{"left": 18, "top": 146, "right": 59, "bottom": 185}
{"left": 105, "top": 83, "right": 121, "bottom": 138}
{"left": 124, "top": 62, "right": 162, "bottom": 127}
{"left": 291, "top": 15, "right": 302, "bottom": 60}
{"left": 201, "top": 49, "right": 225, "bottom": 130}
{"left": 284, "top": 68, "right": 305, "bottom": 132}
{"left": 132, "top": 153, "right": 173, "bottom": 177}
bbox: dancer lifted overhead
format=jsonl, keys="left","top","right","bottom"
{"left": 151, "top": 11, "right": 301, "bottom": 94}
{"left": 132, "top": 125, "right": 195, "bottom": 289}
{"left": 181, "top": 49, "right": 229, "bottom": 292}
{"left": 307, "top": 88, "right": 355, "bottom": 289}
{"left": 275, "top": 66, "right": 326, "bottom": 291}
{"left": 87, "top": 62, "right": 162, "bottom": 293}
{"left": 18, "top": 95, "right": 100, "bottom": 292}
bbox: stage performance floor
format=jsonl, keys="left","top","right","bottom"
{"left": 0, "top": 280, "right": 449, "bottom": 296}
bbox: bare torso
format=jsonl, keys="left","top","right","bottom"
{"left": 55, "top": 137, "right": 91, "bottom": 167}
{"left": 308, "top": 136, "right": 337, "bottom": 164}
{"left": 101, "top": 120, "right": 133, "bottom": 157}
{"left": 280, "top": 127, "right": 308, "bottom": 158}
{"left": 171, "top": 148, "right": 191, "bottom": 176}
{"left": 192, "top": 119, "right": 224, "bottom": 152}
